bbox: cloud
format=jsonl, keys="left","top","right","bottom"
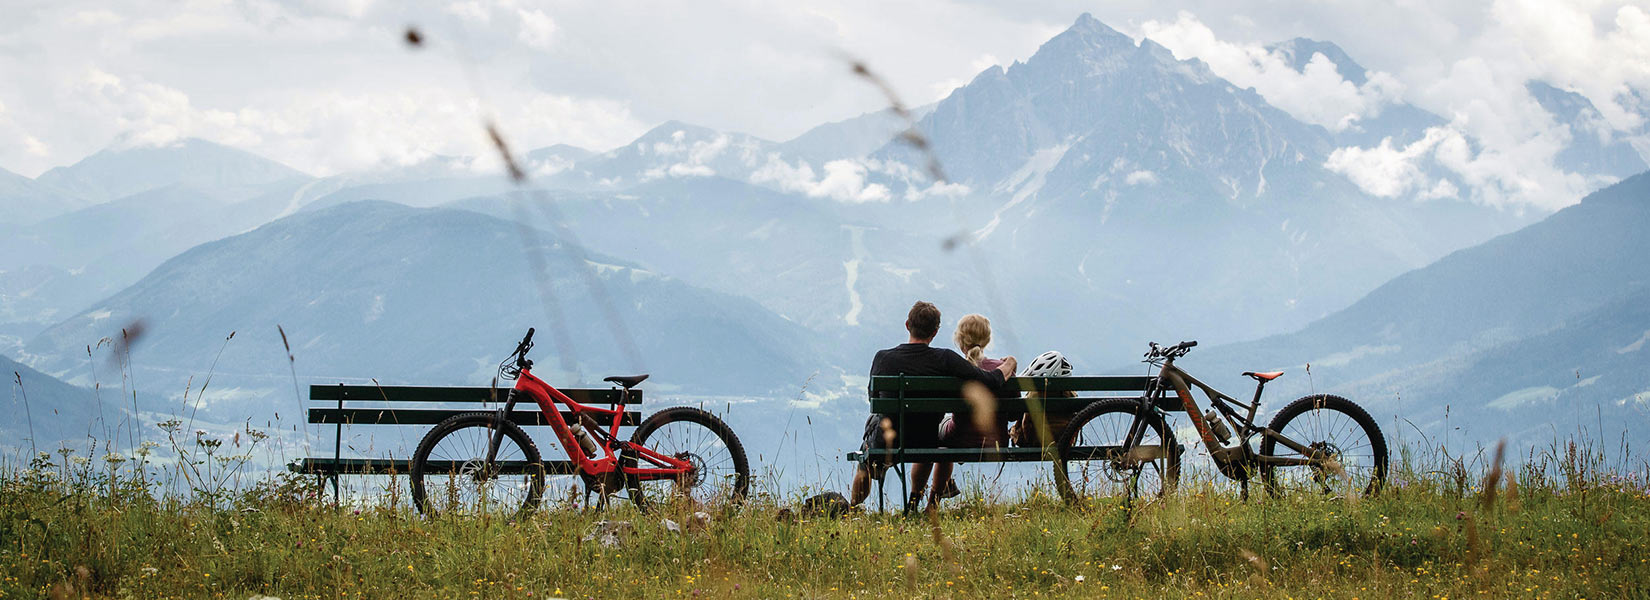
{"left": 1124, "top": 170, "right": 1158, "bottom": 185}
{"left": 1486, "top": 2, "right": 1650, "bottom": 133}
{"left": 517, "top": 8, "right": 557, "bottom": 50}
{"left": 1317, "top": 1, "right": 1649, "bottom": 210}
{"left": 444, "top": 1, "right": 490, "bottom": 25}
{"left": 57, "top": 67, "right": 646, "bottom": 176}
{"left": 1139, "top": 4, "right": 1649, "bottom": 210}
{"left": 751, "top": 155, "right": 891, "bottom": 202}
{"left": 1325, "top": 128, "right": 1452, "bottom": 198}
{"left": 1141, "top": 11, "right": 1405, "bottom": 132}
{"left": 1326, "top": 122, "right": 1598, "bottom": 210}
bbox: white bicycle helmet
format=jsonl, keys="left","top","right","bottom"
{"left": 1022, "top": 350, "right": 1073, "bottom": 377}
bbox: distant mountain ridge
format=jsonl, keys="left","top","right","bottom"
{"left": 1186, "top": 172, "right": 1650, "bottom": 450}
{"left": 34, "top": 138, "right": 310, "bottom": 204}
{"left": 2, "top": 352, "right": 119, "bottom": 448}
{"left": 24, "top": 201, "right": 827, "bottom": 403}
{"left": 0, "top": 165, "right": 83, "bottom": 225}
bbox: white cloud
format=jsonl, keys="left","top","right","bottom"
{"left": 1141, "top": 12, "right": 1405, "bottom": 132}
{"left": 445, "top": 1, "right": 491, "bottom": 25}
{"left": 1325, "top": 128, "right": 1454, "bottom": 198}
{"left": 1486, "top": 2, "right": 1650, "bottom": 133}
{"left": 751, "top": 155, "right": 891, "bottom": 202}
{"left": 1124, "top": 170, "right": 1158, "bottom": 185}
{"left": 1141, "top": 4, "right": 1649, "bottom": 210}
{"left": 517, "top": 9, "right": 557, "bottom": 50}
{"left": 1326, "top": 123, "right": 1595, "bottom": 210}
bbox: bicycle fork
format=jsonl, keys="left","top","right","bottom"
{"left": 482, "top": 390, "right": 520, "bottom": 478}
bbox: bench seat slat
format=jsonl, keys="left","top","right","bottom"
{"left": 846, "top": 445, "right": 1122, "bottom": 463}
{"left": 288, "top": 457, "right": 580, "bottom": 475}
{"left": 308, "top": 385, "right": 640, "bottom": 405}
{"left": 306, "top": 408, "right": 640, "bottom": 427}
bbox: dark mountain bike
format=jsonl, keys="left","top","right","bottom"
{"left": 1053, "top": 340, "right": 1387, "bottom": 503}
{"left": 409, "top": 328, "right": 750, "bottom": 517}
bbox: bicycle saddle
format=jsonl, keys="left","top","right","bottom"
{"left": 1242, "top": 371, "right": 1284, "bottom": 381}
{"left": 603, "top": 374, "right": 649, "bottom": 388}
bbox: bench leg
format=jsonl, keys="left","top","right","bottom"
{"left": 875, "top": 470, "right": 885, "bottom": 513}
{"left": 896, "top": 464, "right": 908, "bottom": 514}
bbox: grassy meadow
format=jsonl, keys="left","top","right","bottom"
{"left": 2, "top": 437, "right": 1648, "bottom": 599}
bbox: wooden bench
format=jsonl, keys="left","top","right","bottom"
{"left": 289, "top": 384, "right": 642, "bottom": 499}
{"left": 845, "top": 375, "right": 1159, "bottom": 511}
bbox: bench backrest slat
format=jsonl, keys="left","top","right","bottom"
{"left": 868, "top": 375, "right": 1153, "bottom": 394}
{"left": 869, "top": 396, "right": 1135, "bottom": 414}
{"left": 865, "top": 375, "right": 1162, "bottom": 416}
{"left": 308, "top": 384, "right": 639, "bottom": 405}
{"left": 307, "top": 408, "right": 641, "bottom": 427}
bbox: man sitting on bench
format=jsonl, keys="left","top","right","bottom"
{"left": 849, "top": 301, "right": 1017, "bottom": 512}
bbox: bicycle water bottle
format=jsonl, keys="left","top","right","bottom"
{"left": 569, "top": 422, "right": 600, "bottom": 458}
{"left": 1204, "top": 410, "right": 1233, "bottom": 444}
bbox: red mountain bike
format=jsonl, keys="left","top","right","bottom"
{"left": 410, "top": 328, "right": 750, "bottom": 516}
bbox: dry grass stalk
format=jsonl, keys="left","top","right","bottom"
{"left": 1239, "top": 548, "right": 1270, "bottom": 586}
{"left": 1505, "top": 468, "right": 1522, "bottom": 513}
{"left": 1464, "top": 512, "right": 1481, "bottom": 566}
{"left": 1479, "top": 439, "right": 1506, "bottom": 511}
{"left": 961, "top": 381, "right": 997, "bottom": 443}
{"left": 844, "top": 59, "right": 946, "bottom": 183}
{"left": 485, "top": 122, "right": 526, "bottom": 183}
{"left": 926, "top": 502, "right": 957, "bottom": 569}
{"left": 903, "top": 553, "right": 918, "bottom": 591}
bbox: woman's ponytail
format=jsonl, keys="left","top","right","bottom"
{"left": 953, "top": 313, "right": 993, "bottom": 366}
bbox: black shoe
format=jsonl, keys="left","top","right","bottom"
{"left": 936, "top": 478, "right": 961, "bottom": 500}
{"left": 903, "top": 494, "right": 925, "bottom": 516}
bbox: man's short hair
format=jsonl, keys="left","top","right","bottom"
{"left": 906, "top": 301, "right": 941, "bottom": 341}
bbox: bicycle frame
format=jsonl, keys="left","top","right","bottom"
{"left": 1126, "top": 356, "right": 1331, "bottom": 480}
{"left": 485, "top": 368, "right": 692, "bottom": 482}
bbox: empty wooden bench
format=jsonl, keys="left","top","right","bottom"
{"left": 289, "top": 384, "right": 641, "bottom": 498}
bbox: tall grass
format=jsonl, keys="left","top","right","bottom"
{"left": 3, "top": 433, "right": 1648, "bottom": 599}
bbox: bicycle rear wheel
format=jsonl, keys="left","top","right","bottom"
{"left": 1259, "top": 394, "right": 1387, "bottom": 497}
{"left": 410, "top": 413, "right": 545, "bottom": 518}
{"left": 624, "top": 406, "right": 749, "bottom": 513}
{"left": 1053, "top": 398, "right": 1180, "bottom": 505}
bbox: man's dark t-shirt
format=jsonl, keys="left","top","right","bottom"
{"left": 864, "top": 343, "right": 1007, "bottom": 449}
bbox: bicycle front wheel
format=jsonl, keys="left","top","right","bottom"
{"left": 410, "top": 413, "right": 545, "bottom": 518}
{"left": 624, "top": 406, "right": 749, "bottom": 513}
{"left": 1053, "top": 398, "right": 1180, "bottom": 505}
{"left": 1259, "top": 394, "right": 1387, "bottom": 497}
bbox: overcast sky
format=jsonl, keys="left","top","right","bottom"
{"left": 1, "top": 0, "right": 1647, "bottom": 209}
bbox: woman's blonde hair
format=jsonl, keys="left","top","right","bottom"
{"left": 953, "top": 313, "right": 992, "bottom": 366}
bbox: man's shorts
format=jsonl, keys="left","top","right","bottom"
{"left": 856, "top": 413, "right": 942, "bottom": 479}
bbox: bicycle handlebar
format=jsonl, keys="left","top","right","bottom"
{"left": 515, "top": 328, "right": 535, "bottom": 355}
{"left": 513, "top": 328, "right": 535, "bottom": 369}
{"left": 1145, "top": 340, "right": 1197, "bottom": 359}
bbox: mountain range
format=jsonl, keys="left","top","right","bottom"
{"left": 1, "top": 14, "right": 1646, "bottom": 472}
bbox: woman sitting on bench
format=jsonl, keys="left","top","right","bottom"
{"left": 931, "top": 313, "right": 1018, "bottom": 509}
